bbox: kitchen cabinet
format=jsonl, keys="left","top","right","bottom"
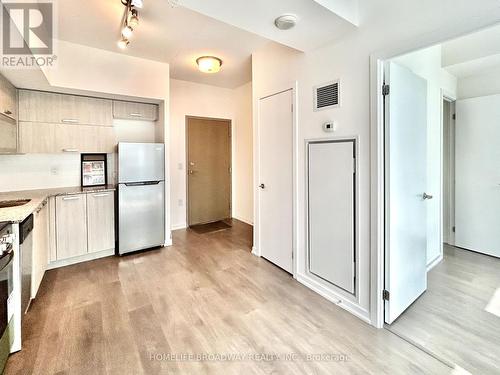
{"left": 18, "top": 122, "right": 56, "bottom": 153}
{"left": 19, "top": 90, "right": 113, "bottom": 126}
{"left": 55, "top": 194, "right": 88, "bottom": 260}
{"left": 0, "top": 116, "right": 17, "bottom": 153}
{"left": 113, "top": 100, "right": 158, "bottom": 121}
{"left": 18, "top": 121, "right": 116, "bottom": 153}
{"left": 32, "top": 200, "right": 49, "bottom": 298}
{"left": 0, "top": 73, "right": 17, "bottom": 121}
{"left": 87, "top": 191, "right": 115, "bottom": 253}
{"left": 0, "top": 73, "right": 18, "bottom": 153}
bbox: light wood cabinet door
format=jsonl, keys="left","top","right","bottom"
{"left": 55, "top": 194, "right": 88, "bottom": 260}
{"left": 113, "top": 100, "right": 158, "bottom": 121}
{"left": 0, "top": 74, "right": 17, "bottom": 120}
{"left": 32, "top": 200, "right": 49, "bottom": 298}
{"left": 87, "top": 191, "right": 115, "bottom": 253}
{"left": 55, "top": 124, "right": 116, "bottom": 153}
{"left": 0, "top": 116, "right": 17, "bottom": 153}
{"left": 18, "top": 122, "right": 57, "bottom": 153}
{"left": 19, "top": 90, "right": 113, "bottom": 126}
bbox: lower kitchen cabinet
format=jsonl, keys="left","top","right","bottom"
{"left": 87, "top": 191, "right": 115, "bottom": 253}
{"left": 55, "top": 194, "right": 88, "bottom": 260}
{"left": 32, "top": 200, "right": 49, "bottom": 298}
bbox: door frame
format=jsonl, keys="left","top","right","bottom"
{"left": 253, "top": 82, "right": 298, "bottom": 278}
{"left": 185, "top": 115, "right": 232, "bottom": 227}
{"left": 368, "top": 25, "right": 496, "bottom": 328}
{"left": 441, "top": 93, "right": 456, "bottom": 248}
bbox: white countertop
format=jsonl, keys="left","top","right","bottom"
{"left": 0, "top": 185, "right": 116, "bottom": 223}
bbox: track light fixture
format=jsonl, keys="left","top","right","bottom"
{"left": 117, "top": 0, "right": 141, "bottom": 49}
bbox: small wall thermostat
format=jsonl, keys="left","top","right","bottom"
{"left": 323, "top": 122, "right": 336, "bottom": 132}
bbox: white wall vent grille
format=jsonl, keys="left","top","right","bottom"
{"left": 314, "top": 80, "right": 340, "bottom": 111}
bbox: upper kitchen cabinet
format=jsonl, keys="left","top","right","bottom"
{"left": 113, "top": 100, "right": 158, "bottom": 121}
{"left": 0, "top": 73, "right": 18, "bottom": 153}
{"left": 0, "top": 73, "right": 17, "bottom": 121}
{"left": 19, "top": 90, "right": 113, "bottom": 126}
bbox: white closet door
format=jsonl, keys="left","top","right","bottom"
{"left": 455, "top": 95, "right": 500, "bottom": 258}
{"left": 308, "top": 140, "right": 355, "bottom": 293}
{"left": 258, "top": 89, "right": 293, "bottom": 273}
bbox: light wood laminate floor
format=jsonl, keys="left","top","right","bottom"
{"left": 6, "top": 220, "right": 451, "bottom": 374}
{"left": 388, "top": 244, "right": 500, "bottom": 375}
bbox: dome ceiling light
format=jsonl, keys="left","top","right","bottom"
{"left": 196, "top": 56, "right": 223, "bottom": 74}
{"left": 274, "top": 14, "right": 298, "bottom": 30}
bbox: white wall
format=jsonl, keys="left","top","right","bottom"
{"left": 169, "top": 79, "right": 253, "bottom": 229}
{"left": 0, "top": 154, "right": 82, "bottom": 192}
{"left": 457, "top": 66, "right": 500, "bottom": 99}
{"left": 251, "top": 0, "right": 500, "bottom": 323}
{"left": 394, "top": 45, "right": 457, "bottom": 266}
{"left": 233, "top": 82, "right": 254, "bottom": 225}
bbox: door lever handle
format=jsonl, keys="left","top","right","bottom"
{"left": 423, "top": 192, "right": 433, "bottom": 200}
{"left": 259, "top": 184, "right": 265, "bottom": 189}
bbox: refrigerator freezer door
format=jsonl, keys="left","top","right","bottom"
{"left": 118, "top": 181, "right": 165, "bottom": 254}
{"left": 118, "top": 143, "right": 165, "bottom": 183}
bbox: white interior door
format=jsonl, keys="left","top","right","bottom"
{"left": 455, "top": 95, "right": 500, "bottom": 258}
{"left": 385, "top": 61, "right": 428, "bottom": 324}
{"left": 258, "top": 89, "right": 293, "bottom": 273}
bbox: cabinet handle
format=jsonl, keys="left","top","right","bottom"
{"left": 62, "top": 196, "right": 80, "bottom": 201}
{"left": 62, "top": 148, "right": 79, "bottom": 153}
{"left": 129, "top": 113, "right": 143, "bottom": 117}
{"left": 3, "top": 110, "right": 12, "bottom": 115}
{"left": 92, "top": 193, "right": 110, "bottom": 197}
{"left": 61, "top": 119, "right": 79, "bottom": 123}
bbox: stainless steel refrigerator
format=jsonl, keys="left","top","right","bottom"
{"left": 118, "top": 142, "right": 165, "bottom": 255}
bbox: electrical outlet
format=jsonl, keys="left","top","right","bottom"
{"left": 178, "top": 163, "right": 183, "bottom": 170}
{"left": 50, "top": 167, "right": 59, "bottom": 175}
{"left": 178, "top": 199, "right": 183, "bottom": 206}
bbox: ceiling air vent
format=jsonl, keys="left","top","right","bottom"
{"left": 314, "top": 80, "right": 340, "bottom": 111}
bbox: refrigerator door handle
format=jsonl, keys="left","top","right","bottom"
{"left": 124, "top": 181, "right": 161, "bottom": 187}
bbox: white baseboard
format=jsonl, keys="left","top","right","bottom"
{"left": 171, "top": 223, "right": 187, "bottom": 231}
{"left": 427, "top": 253, "right": 443, "bottom": 272}
{"left": 164, "top": 238, "right": 173, "bottom": 247}
{"left": 47, "top": 248, "right": 115, "bottom": 270}
{"left": 296, "top": 273, "right": 371, "bottom": 325}
{"left": 251, "top": 246, "right": 260, "bottom": 256}
{"left": 232, "top": 215, "right": 254, "bottom": 226}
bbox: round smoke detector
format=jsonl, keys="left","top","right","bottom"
{"left": 274, "top": 14, "right": 298, "bottom": 30}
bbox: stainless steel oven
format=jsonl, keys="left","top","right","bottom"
{"left": 0, "top": 222, "right": 15, "bottom": 372}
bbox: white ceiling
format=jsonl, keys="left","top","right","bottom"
{"left": 442, "top": 24, "right": 500, "bottom": 78}
{"left": 177, "top": 0, "right": 358, "bottom": 52}
{"left": 56, "top": 0, "right": 270, "bottom": 89}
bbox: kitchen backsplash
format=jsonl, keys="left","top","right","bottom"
{"left": 0, "top": 153, "right": 116, "bottom": 192}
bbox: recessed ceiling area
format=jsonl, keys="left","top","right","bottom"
{"left": 442, "top": 24, "right": 500, "bottom": 78}
{"left": 56, "top": 0, "right": 271, "bottom": 88}
{"left": 177, "top": 0, "right": 359, "bottom": 52}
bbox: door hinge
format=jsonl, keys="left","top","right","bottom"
{"left": 382, "top": 84, "right": 390, "bottom": 96}
{"left": 452, "top": 226, "right": 456, "bottom": 233}
{"left": 229, "top": 167, "right": 232, "bottom": 174}
{"left": 383, "top": 290, "right": 390, "bottom": 301}
{"left": 452, "top": 114, "right": 456, "bottom": 120}
{"left": 353, "top": 158, "right": 356, "bottom": 174}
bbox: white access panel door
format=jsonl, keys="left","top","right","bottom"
{"left": 308, "top": 140, "right": 355, "bottom": 293}
{"left": 385, "top": 61, "right": 428, "bottom": 324}
{"left": 258, "top": 89, "right": 293, "bottom": 273}
{"left": 455, "top": 95, "right": 500, "bottom": 258}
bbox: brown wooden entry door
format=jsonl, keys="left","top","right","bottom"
{"left": 187, "top": 117, "right": 231, "bottom": 226}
